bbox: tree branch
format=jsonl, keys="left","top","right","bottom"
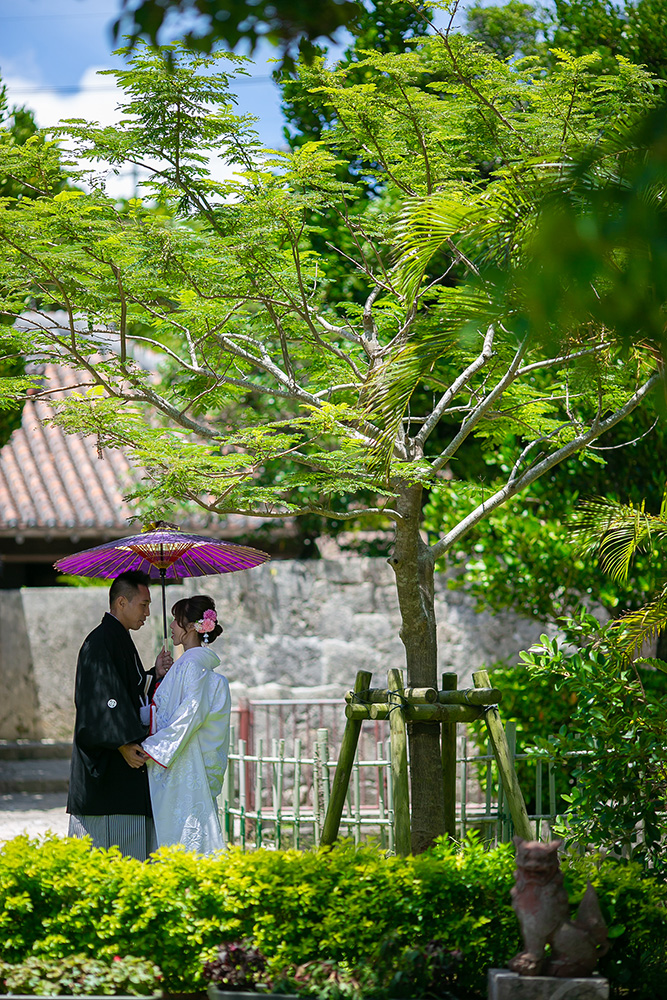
{"left": 416, "top": 324, "right": 496, "bottom": 448}
{"left": 430, "top": 369, "right": 663, "bottom": 560}
{"left": 430, "top": 334, "right": 529, "bottom": 470}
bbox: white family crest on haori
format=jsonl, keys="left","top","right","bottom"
{"left": 142, "top": 646, "right": 231, "bottom": 854}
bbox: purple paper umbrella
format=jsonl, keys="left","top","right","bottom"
{"left": 54, "top": 524, "right": 270, "bottom": 642}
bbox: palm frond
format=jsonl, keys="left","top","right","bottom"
{"left": 393, "top": 161, "right": 585, "bottom": 304}
{"left": 635, "top": 657, "right": 667, "bottom": 675}
{"left": 572, "top": 495, "right": 667, "bottom": 582}
{"left": 660, "top": 480, "right": 667, "bottom": 519}
{"left": 394, "top": 195, "right": 485, "bottom": 302}
{"left": 610, "top": 584, "right": 667, "bottom": 658}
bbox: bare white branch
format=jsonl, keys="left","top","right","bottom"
{"left": 430, "top": 369, "right": 663, "bottom": 560}
{"left": 416, "top": 324, "right": 496, "bottom": 448}
{"left": 430, "top": 334, "right": 529, "bottom": 470}
{"left": 315, "top": 314, "right": 363, "bottom": 345}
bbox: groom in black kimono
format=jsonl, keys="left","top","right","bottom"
{"left": 67, "top": 570, "right": 172, "bottom": 860}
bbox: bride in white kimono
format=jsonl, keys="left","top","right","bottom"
{"left": 141, "top": 596, "right": 231, "bottom": 854}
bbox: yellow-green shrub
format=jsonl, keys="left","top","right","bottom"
{"left": 1, "top": 835, "right": 666, "bottom": 998}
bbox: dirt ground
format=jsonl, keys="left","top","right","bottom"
{"left": 0, "top": 792, "right": 69, "bottom": 842}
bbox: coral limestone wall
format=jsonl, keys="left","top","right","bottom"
{"left": 0, "top": 558, "right": 546, "bottom": 740}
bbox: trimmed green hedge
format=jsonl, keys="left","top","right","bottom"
{"left": 1, "top": 835, "right": 666, "bottom": 998}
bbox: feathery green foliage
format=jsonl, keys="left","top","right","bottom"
{"left": 571, "top": 483, "right": 667, "bottom": 655}
{"left": 0, "top": 33, "right": 662, "bottom": 849}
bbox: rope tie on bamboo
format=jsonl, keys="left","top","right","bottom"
{"left": 349, "top": 687, "right": 407, "bottom": 715}
{"left": 386, "top": 688, "right": 408, "bottom": 715}
{"left": 350, "top": 688, "right": 376, "bottom": 706}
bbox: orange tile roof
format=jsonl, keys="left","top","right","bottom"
{"left": 0, "top": 363, "right": 142, "bottom": 538}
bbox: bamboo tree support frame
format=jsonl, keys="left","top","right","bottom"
{"left": 387, "top": 667, "right": 411, "bottom": 856}
{"left": 320, "top": 669, "right": 372, "bottom": 846}
{"left": 441, "top": 672, "right": 457, "bottom": 840}
{"left": 322, "top": 666, "right": 533, "bottom": 852}
{"left": 473, "top": 669, "right": 533, "bottom": 841}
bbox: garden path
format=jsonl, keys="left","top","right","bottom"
{"left": 0, "top": 792, "right": 68, "bottom": 841}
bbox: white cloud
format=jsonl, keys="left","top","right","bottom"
{"left": 5, "top": 65, "right": 124, "bottom": 129}
{"left": 4, "top": 65, "right": 241, "bottom": 199}
{"left": 4, "top": 65, "right": 139, "bottom": 197}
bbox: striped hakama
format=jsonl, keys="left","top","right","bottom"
{"left": 68, "top": 813, "right": 157, "bottom": 861}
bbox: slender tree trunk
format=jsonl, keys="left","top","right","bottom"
{"left": 389, "top": 480, "right": 445, "bottom": 853}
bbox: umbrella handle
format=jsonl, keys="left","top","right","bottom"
{"left": 159, "top": 566, "right": 168, "bottom": 648}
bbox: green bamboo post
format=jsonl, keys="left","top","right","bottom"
{"left": 441, "top": 672, "right": 458, "bottom": 841}
{"left": 388, "top": 667, "right": 411, "bottom": 855}
{"left": 345, "top": 687, "right": 438, "bottom": 704}
{"left": 348, "top": 702, "right": 482, "bottom": 723}
{"left": 437, "top": 687, "right": 502, "bottom": 706}
{"left": 473, "top": 669, "right": 533, "bottom": 842}
{"left": 320, "top": 669, "right": 372, "bottom": 846}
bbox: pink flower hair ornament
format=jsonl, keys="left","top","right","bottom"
{"left": 194, "top": 608, "right": 218, "bottom": 643}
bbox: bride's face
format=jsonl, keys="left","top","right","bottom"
{"left": 170, "top": 617, "right": 190, "bottom": 646}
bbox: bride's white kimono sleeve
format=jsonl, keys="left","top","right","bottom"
{"left": 142, "top": 647, "right": 231, "bottom": 854}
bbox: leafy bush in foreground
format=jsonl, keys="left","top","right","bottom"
{"left": 0, "top": 836, "right": 666, "bottom": 998}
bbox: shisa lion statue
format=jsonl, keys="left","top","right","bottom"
{"left": 509, "top": 838, "right": 610, "bottom": 978}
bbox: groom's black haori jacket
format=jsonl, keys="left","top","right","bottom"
{"left": 67, "top": 613, "right": 155, "bottom": 817}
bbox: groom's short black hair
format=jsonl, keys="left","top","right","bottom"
{"left": 109, "top": 570, "right": 151, "bottom": 608}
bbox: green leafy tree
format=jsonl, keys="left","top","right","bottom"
{"left": 464, "top": 0, "right": 543, "bottom": 60}
{"left": 549, "top": 0, "right": 667, "bottom": 78}
{"left": 0, "top": 32, "right": 662, "bottom": 850}
{"left": 111, "top": 0, "right": 361, "bottom": 71}
{"left": 277, "top": 0, "right": 434, "bottom": 303}
{"left": 453, "top": 0, "right": 667, "bottom": 629}
{"left": 466, "top": 0, "right": 667, "bottom": 78}
{"left": 280, "top": 0, "right": 433, "bottom": 149}
{"left": 398, "top": 37, "right": 667, "bottom": 626}
{"left": 0, "top": 83, "right": 54, "bottom": 447}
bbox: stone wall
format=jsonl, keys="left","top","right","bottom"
{"left": 0, "top": 558, "right": 547, "bottom": 741}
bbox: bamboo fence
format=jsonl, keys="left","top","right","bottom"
{"left": 218, "top": 719, "right": 569, "bottom": 851}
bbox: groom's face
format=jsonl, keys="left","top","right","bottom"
{"left": 115, "top": 585, "right": 151, "bottom": 631}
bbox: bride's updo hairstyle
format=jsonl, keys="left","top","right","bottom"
{"left": 171, "top": 595, "right": 223, "bottom": 644}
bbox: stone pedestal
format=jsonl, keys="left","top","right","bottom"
{"left": 488, "top": 969, "right": 609, "bottom": 1000}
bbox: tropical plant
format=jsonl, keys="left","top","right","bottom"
{"left": 519, "top": 610, "right": 667, "bottom": 870}
{"left": 0, "top": 29, "right": 662, "bottom": 850}
{"left": 571, "top": 482, "right": 667, "bottom": 657}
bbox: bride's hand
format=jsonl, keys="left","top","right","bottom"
{"left": 155, "top": 647, "right": 173, "bottom": 679}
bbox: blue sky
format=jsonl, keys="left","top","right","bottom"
{"left": 0, "top": 0, "right": 287, "bottom": 146}
{"left": 0, "top": 0, "right": 469, "bottom": 194}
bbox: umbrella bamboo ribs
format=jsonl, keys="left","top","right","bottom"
{"left": 53, "top": 523, "right": 269, "bottom": 645}
{"left": 322, "top": 668, "right": 532, "bottom": 855}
